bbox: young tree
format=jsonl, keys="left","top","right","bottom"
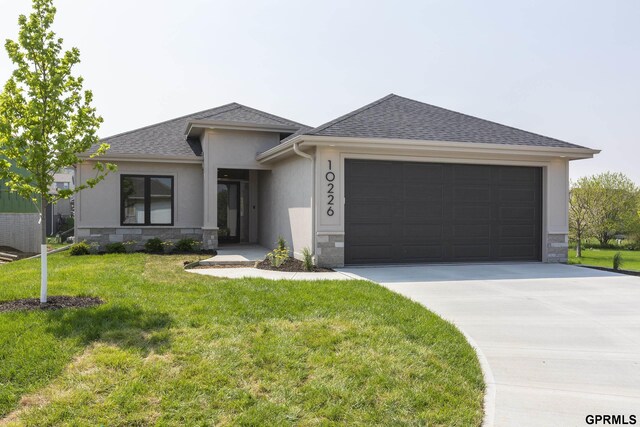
{"left": 0, "top": 0, "right": 114, "bottom": 303}
{"left": 569, "top": 181, "right": 592, "bottom": 257}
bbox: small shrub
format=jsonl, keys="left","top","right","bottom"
{"left": 123, "top": 240, "right": 137, "bottom": 253}
{"left": 302, "top": 247, "right": 313, "bottom": 271}
{"left": 145, "top": 238, "right": 164, "bottom": 253}
{"left": 69, "top": 241, "right": 90, "bottom": 256}
{"left": 162, "top": 241, "right": 174, "bottom": 253}
{"left": 174, "top": 238, "right": 196, "bottom": 253}
{"left": 267, "top": 248, "right": 289, "bottom": 268}
{"left": 105, "top": 242, "right": 126, "bottom": 254}
{"left": 277, "top": 236, "right": 287, "bottom": 251}
{"left": 613, "top": 252, "right": 623, "bottom": 270}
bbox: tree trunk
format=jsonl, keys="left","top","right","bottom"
{"left": 40, "top": 197, "right": 48, "bottom": 304}
{"left": 576, "top": 236, "right": 582, "bottom": 258}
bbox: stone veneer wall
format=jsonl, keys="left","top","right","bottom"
{"left": 316, "top": 233, "right": 344, "bottom": 268}
{"left": 202, "top": 229, "right": 218, "bottom": 251}
{"left": 546, "top": 233, "right": 568, "bottom": 263}
{"left": 76, "top": 227, "right": 205, "bottom": 251}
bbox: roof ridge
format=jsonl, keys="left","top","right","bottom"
{"left": 306, "top": 94, "right": 397, "bottom": 135}
{"left": 232, "top": 103, "right": 310, "bottom": 129}
{"left": 100, "top": 103, "right": 240, "bottom": 141}
{"left": 390, "top": 94, "right": 577, "bottom": 147}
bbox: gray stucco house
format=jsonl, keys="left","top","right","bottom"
{"left": 76, "top": 94, "right": 599, "bottom": 267}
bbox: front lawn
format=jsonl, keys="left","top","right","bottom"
{"left": 569, "top": 247, "right": 640, "bottom": 271}
{"left": 0, "top": 253, "right": 484, "bottom": 426}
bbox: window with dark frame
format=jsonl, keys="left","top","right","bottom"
{"left": 120, "top": 175, "right": 174, "bottom": 226}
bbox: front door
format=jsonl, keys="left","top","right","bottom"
{"left": 217, "top": 181, "right": 240, "bottom": 243}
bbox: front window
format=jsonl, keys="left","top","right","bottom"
{"left": 121, "top": 175, "right": 173, "bottom": 226}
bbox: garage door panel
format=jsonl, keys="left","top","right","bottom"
{"left": 499, "top": 206, "right": 536, "bottom": 221}
{"left": 403, "top": 202, "right": 444, "bottom": 219}
{"left": 499, "top": 225, "right": 537, "bottom": 238}
{"left": 345, "top": 160, "right": 541, "bottom": 264}
{"left": 401, "top": 224, "right": 443, "bottom": 240}
{"left": 453, "top": 224, "right": 491, "bottom": 239}
{"left": 400, "top": 244, "right": 444, "bottom": 261}
{"left": 454, "top": 205, "right": 492, "bottom": 221}
{"left": 452, "top": 244, "right": 492, "bottom": 259}
{"left": 348, "top": 181, "right": 395, "bottom": 200}
{"left": 453, "top": 165, "right": 492, "bottom": 183}
{"left": 499, "top": 166, "right": 538, "bottom": 183}
{"left": 498, "top": 244, "right": 538, "bottom": 258}
{"left": 347, "top": 245, "right": 394, "bottom": 264}
{"left": 499, "top": 188, "right": 537, "bottom": 203}
{"left": 403, "top": 185, "right": 444, "bottom": 201}
{"left": 453, "top": 187, "right": 491, "bottom": 203}
{"left": 403, "top": 163, "right": 445, "bottom": 182}
{"left": 349, "top": 223, "right": 393, "bottom": 241}
{"left": 348, "top": 203, "right": 394, "bottom": 220}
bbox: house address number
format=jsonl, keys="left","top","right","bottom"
{"left": 326, "top": 160, "right": 335, "bottom": 216}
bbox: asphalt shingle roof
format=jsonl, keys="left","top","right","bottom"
{"left": 94, "top": 103, "right": 310, "bottom": 157}
{"left": 95, "top": 94, "right": 587, "bottom": 158}
{"left": 301, "top": 94, "right": 586, "bottom": 149}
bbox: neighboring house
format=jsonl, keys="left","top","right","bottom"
{"left": 76, "top": 94, "right": 599, "bottom": 267}
{"left": 0, "top": 164, "right": 39, "bottom": 253}
{"left": 47, "top": 167, "right": 75, "bottom": 236}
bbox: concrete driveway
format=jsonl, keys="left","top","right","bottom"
{"left": 340, "top": 263, "right": 640, "bottom": 427}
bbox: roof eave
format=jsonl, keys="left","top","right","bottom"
{"left": 256, "top": 135, "right": 600, "bottom": 163}
{"left": 185, "top": 120, "right": 300, "bottom": 138}
{"left": 77, "top": 153, "right": 203, "bottom": 164}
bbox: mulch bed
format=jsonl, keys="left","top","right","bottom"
{"left": 256, "top": 257, "right": 334, "bottom": 272}
{"left": 0, "top": 296, "right": 104, "bottom": 313}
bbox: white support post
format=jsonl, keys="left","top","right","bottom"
{"left": 40, "top": 244, "right": 47, "bottom": 303}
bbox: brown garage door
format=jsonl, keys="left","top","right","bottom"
{"left": 344, "top": 160, "right": 542, "bottom": 265}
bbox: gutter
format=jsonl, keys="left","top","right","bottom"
{"left": 292, "top": 142, "right": 316, "bottom": 262}
{"left": 257, "top": 135, "right": 600, "bottom": 163}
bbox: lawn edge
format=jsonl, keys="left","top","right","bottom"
{"left": 389, "top": 296, "right": 494, "bottom": 427}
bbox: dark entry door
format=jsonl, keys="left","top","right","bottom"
{"left": 344, "top": 160, "right": 542, "bottom": 265}
{"left": 217, "top": 181, "right": 240, "bottom": 243}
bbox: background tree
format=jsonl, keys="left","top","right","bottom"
{"left": 569, "top": 181, "right": 592, "bottom": 257}
{"left": 0, "top": 0, "right": 114, "bottom": 303}
{"left": 590, "top": 173, "right": 639, "bottom": 246}
{"left": 570, "top": 172, "right": 639, "bottom": 248}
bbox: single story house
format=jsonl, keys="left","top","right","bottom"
{"left": 76, "top": 94, "right": 599, "bottom": 267}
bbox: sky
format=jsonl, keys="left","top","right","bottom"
{"left": 0, "top": 0, "right": 639, "bottom": 182}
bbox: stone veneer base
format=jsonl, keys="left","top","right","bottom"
{"left": 76, "top": 227, "right": 210, "bottom": 251}
{"left": 546, "top": 233, "right": 569, "bottom": 263}
{"left": 316, "top": 233, "right": 344, "bottom": 268}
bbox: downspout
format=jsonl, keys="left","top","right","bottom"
{"left": 293, "top": 142, "right": 316, "bottom": 261}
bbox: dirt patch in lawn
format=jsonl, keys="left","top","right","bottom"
{"left": 0, "top": 296, "right": 104, "bottom": 313}
{"left": 256, "top": 257, "right": 334, "bottom": 272}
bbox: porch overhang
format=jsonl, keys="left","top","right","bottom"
{"left": 185, "top": 120, "right": 300, "bottom": 139}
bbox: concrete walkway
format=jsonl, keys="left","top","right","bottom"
{"left": 188, "top": 267, "right": 358, "bottom": 281}
{"left": 340, "top": 263, "right": 640, "bottom": 427}
{"left": 200, "top": 244, "right": 270, "bottom": 266}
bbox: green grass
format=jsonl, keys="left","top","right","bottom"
{"left": 0, "top": 253, "right": 484, "bottom": 426}
{"left": 569, "top": 247, "right": 640, "bottom": 271}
